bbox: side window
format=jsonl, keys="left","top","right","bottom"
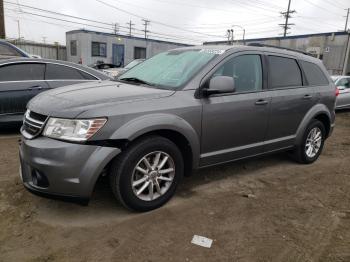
{"left": 212, "top": 54, "right": 263, "bottom": 93}
{"left": 300, "top": 61, "right": 329, "bottom": 86}
{"left": 134, "top": 47, "right": 146, "bottom": 59}
{"left": 45, "top": 64, "right": 86, "bottom": 80}
{"left": 268, "top": 56, "right": 302, "bottom": 88}
{"left": 0, "top": 43, "right": 22, "bottom": 57}
{"left": 0, "top": 63, "right": 45, "bottom": 81}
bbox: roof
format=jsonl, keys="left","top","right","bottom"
{"left": 66, "top": 29, "right": 192, "bottom": 47}
{"left": 204, "top": 31, "right": 350, "bottom": 45}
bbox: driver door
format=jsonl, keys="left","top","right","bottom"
{"left": 200, "top": 53, "right": 271, "bottom": 166}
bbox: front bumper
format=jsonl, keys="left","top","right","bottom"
{"left": 19, "top": 136, "right": 121, "bottom": 201}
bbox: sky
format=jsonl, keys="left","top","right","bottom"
{"left": 3, "top": 0, "right": 349, "bottom": 45}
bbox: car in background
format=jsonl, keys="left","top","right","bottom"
{"left": 104, "top": 59, "right": 145, "bottom": 78}
{"left": 331, "top": 75, "right": 350, "bottom": 109}
{"left": 0, "top": 40, "right": 30, "bottom": 59}
{"left": 0, "top": 58, "right": 111, "bottom": 124}
{"left": 89, "top": 62, "right": 121, "bottom": 70}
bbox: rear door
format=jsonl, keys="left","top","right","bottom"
{"left": 0, "top": 62, "right": 48, "bottom": 116}
{"left": 264, "top": 54, "right": 319, "bottom": 151}
{"left": 45, "top": 63, "right": 99, "bottom": 89}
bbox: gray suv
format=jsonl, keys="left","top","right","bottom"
{"left": 19, "top": 45, "right": 336, "bottom": 211}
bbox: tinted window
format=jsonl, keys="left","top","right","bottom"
{"left": 269, "top": 56, "right": 302, "bottom": 88}
{"left": 92, "top": 42, "right": 106, "bottom": 57}
{"left": 45, "top": 64, "right": 86, "bottom": 80}
{"left": 300, "top": 61, "right": 328, "bottom": 85}
{"left": 0, "top": 63, "right": 45, "bottom": 81}
{"left": 213, "top": 54, "right": 262, "bottom": 93}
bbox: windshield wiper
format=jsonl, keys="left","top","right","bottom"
{"left": 119, "top": 77, "right": 153, "bottom": 86}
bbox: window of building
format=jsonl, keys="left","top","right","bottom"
{"left": 45, "top": 64, "right": 96, "bottom": 80}
{"left": 268, "top": 56, "right": 302, "bottom": 88}
{"left": 0, "top": 63, "right": 45, "bottom": 81}
{"left": 212, "top": 54, "right": 263, "bottom": 93}
{"left": 92, "top": 42, "right": 107, "bottom": 57}
{"left": 300, "top": 61, "right": 329, "bottom": 86}
{"left": 134, "top": 47, "right": 146, "bottom": 59}
{"left": 70, "top": 40, "right": 77, "bottom": 56}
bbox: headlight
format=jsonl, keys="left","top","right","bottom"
{"left": 43, "top": 118, "right": 107, "bottom": 142}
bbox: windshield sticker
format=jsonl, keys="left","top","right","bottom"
{"left": 199, "top": 49, "right": 225, "bottom": 55}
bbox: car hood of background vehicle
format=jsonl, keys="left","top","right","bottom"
{"left": 28, "top": 81, "right": 175, "bottom": 118}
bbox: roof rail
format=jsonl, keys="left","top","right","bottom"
{"left": 247, "top": 43, "right": 312, "bottom": 56}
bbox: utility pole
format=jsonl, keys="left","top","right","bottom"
{"left": 113, "top": 23, "right": 119, "bottom": 35}
{"left": 126, "top": 20, "right": 135, "bottom": 36}
{"left": 17, "top": 20, "right": 21, "bottom": 40}
{"left": 279, "top": 0, "right": 296, "bottom": 37}
{"left": 142, "top": 19, "right": 150, "bottom": 39}
{"left": 345, "top": 8, "right": 349, "bottom": 31}
{"left": 0, "top": 0, "right": 5, "bottom": 39}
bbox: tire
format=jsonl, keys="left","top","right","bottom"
{"left": 293, "top": 119, "right": 326, "bottom": 164}
{"left": 109, "top": 136, "right": 184, "bottom": 212}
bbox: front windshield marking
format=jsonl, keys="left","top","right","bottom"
{"left": 120, "top": 49, "right": 219, "bottom": 90}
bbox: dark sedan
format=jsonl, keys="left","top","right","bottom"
{"left": 0, "top": 58, "right": 111, "bottom": 124}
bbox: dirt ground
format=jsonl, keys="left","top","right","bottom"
{"left": 0, "top": 111, "right": 350, "bottom": 262}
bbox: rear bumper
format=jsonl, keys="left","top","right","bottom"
{"left": 19, "top": 136, "right": 121, "bottom": 199}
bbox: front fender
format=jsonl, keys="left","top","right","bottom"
{"left": 295, "top": 104, "right": 332, "bottom": 145}
{"left": 109, "top": 113, "right": 200, "bottom": 168}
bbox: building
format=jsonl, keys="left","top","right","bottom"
{"left": 66, "top": 29, "right": 190, "bottom": 66}
{"left": 205, "top": 31, "right": 350, "bottom": 75}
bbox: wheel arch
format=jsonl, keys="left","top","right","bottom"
{"left": 109, "top": 113, "right": 200, "bottom": 171}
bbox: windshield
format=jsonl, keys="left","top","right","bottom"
{"left": 119, "top": 49, "right": 220, "bottom": 89}
{"left": 125, "top": 60, "right": 143, "bottom": 69}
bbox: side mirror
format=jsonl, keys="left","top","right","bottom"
{"left": 203, "top": 76, "right": 235, "bottom": 96}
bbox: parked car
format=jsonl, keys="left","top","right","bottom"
{"left": 104, "top": 59, "right": 145, "bottom": 78}
{"left": 331, "top": 75, "right": 350, "bottom": 109}
{"left": 19, "top": 45, "right": 336, "bottom": 211}
{"left": 0, "top": 58, "right": 111, "bottom": 124}
{"left": 0, "top": 40, "right": 30, "bottom": 59}
{"left": 88, "top": 62, "right": 121, "bottom": 70}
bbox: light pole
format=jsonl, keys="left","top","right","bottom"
{"left": 231, "top": 25, "right": 245, "bottom": 44}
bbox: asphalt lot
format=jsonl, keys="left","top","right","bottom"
{"left": 0, "top": 111, "right": 350, "bottom": 262}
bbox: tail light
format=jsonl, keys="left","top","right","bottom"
{"left": 335, "top": 87, "right": 339, "bottom": 97}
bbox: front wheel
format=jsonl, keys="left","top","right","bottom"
{"left": 293, "top": 119, "right": 326, "bottom": 164}
{"left": 109, "top": 136, "right": 184, "bottom": 212}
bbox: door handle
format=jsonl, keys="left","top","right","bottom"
{"left": 28, "top": 85, "right": 43, "bottom": 90}
{"left": 303, "top": 94, "right": 312, "bottom": 100}
{"left": 255, "top": 99, "right": 269, "bottom": 105}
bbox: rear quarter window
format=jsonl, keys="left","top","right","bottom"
{"left": 300, "top": 61, "right": 329, "bottom": 86}
{"left": 0, "top": 63, "right": 45, "bottom": 81}
{"left": 268, "top": 56, "right": 302, "bottom": 88}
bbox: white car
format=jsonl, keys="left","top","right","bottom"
{"left": 332, "top": 75, "right": 350, "bottom": 109}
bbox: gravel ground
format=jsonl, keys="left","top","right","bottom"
{"left": 0, "top": 111, "right": 349, "bottom": 262}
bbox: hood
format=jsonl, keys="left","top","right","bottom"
{"left": 28, "top": 81, "right": 175, "bottom": 118}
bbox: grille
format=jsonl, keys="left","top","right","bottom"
{"left": 21, "top": 110, "right": 48, "bottom": 139}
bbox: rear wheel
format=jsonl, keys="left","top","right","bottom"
{"left": 293, "top": 119, "right": 325, "bottom": 164}
{"left": 109, "top": 136, "right": 184, "bottom": 211}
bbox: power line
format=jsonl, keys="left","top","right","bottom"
{"left": 4, "top": 3, "right": 206, "bottom": 43}
{"left": 94, "top": 0, "right": 225, "bottom": 38}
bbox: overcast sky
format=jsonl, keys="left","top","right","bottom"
{"left": 3, "top": 0, "right": 349, "bottom": 45}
